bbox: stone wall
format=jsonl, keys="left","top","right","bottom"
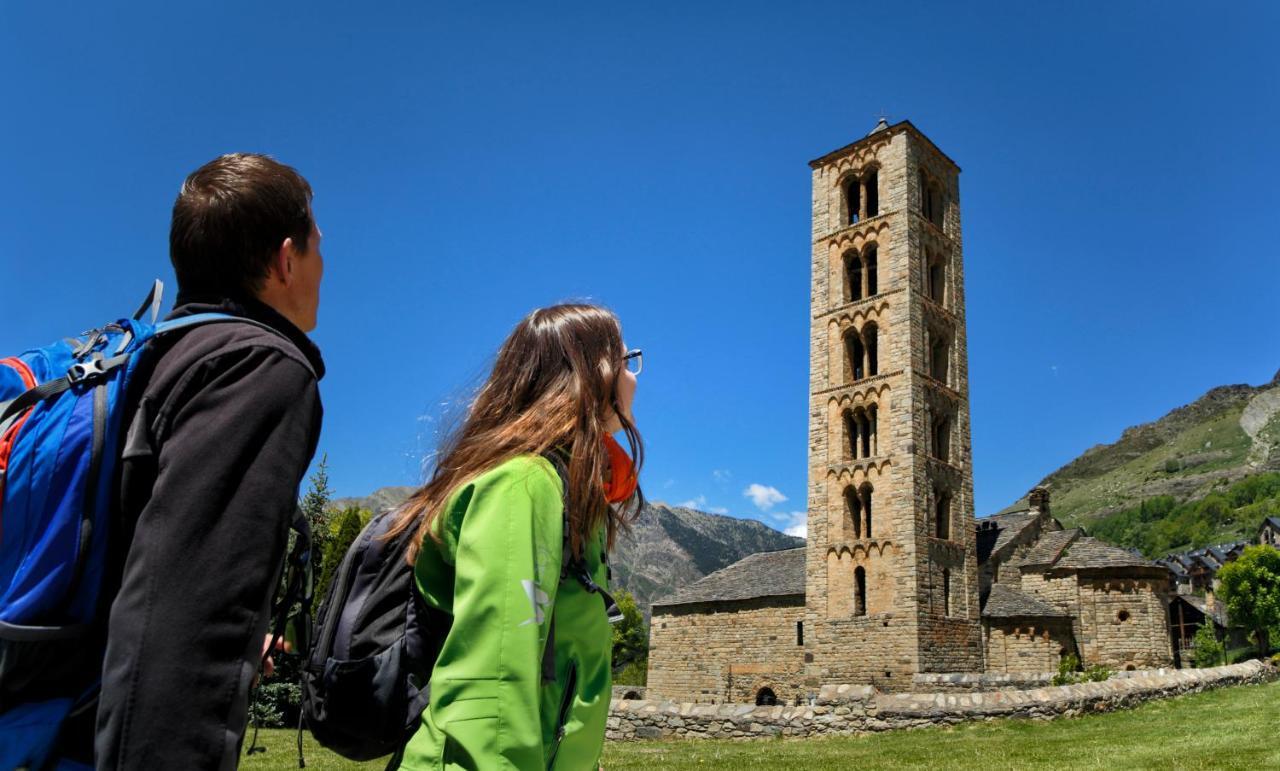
{"left": 983, "top": 618, "right": 1076, "bottom": 675}
{"left": 607, "top": 661, "right": 1274, "bottom": 741}
{"left": 912, "top": 671, "right": 1053, "bottom": 692}
{"left": 647, "top": 596, "right": 806, "bottom": 704}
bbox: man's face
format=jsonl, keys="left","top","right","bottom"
{"left": 292, "top": 217, "right": 324, "bottom": 332}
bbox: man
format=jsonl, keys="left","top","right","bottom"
{"left": 67, "top": 153, "right": 326, "bottom": 768}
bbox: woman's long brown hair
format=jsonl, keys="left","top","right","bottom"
{"left": 388, "top": 303, "right": 644, "bottom": 564}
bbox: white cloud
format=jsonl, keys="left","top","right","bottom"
{"left": 780, "top": 511, "right": 807, "bottom": 538}
{"left": 676, "top": 494, "right": 729, "bottom": 515}
{"left": 744, "top": 483, "right": 788, "bottom": 512}
{"left": 712, "top": 469, "right": 732, "bottom": 484}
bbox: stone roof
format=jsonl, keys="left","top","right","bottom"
{"left": 1054, "top": 537, "right": 1159, "bottom": 571}
{"left": 1178, "top": 594, "right": 1229, "bottom": 627}
{"left": 982, "top": 584, "right": 1070, "bottom": 619}
{"left": 976, "top": 506, "right": 1042, "bottom": 565}
{"left": 651, "top": 547, "right": 806, "bottom": 608}
{"left": 1018, "top": 528, "right": 1081, "bottom": 568}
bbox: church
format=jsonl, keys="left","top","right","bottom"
{"left": 644, "top": 120, "right": 1174, "bottom": 705}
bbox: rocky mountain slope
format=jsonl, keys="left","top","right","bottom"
{"left": 1019, "top": 370, "right": 1280, "bottom": 548}
{"left": 332, "top": 488, "right": 802, "bottom": 613}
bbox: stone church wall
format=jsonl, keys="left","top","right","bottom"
{"left": 983, "top": 618, "right": 1075, "bottom": 674}
{"left": 647, "top": 596, "right": 806, "bottom": 705}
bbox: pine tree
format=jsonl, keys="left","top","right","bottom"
{"left": 317, "top": 507, "right": 365, "bottom": 602}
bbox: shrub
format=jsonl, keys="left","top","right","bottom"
{"left": 1192, "top": 623, "right": 1226, "bottom": 668}
{"left": 1052, "top": 654, "right": 1081, "bottom": 686}
{"left": 614, "top": 658, "right": 648, "bottom": 687}
{"left": 1083, "top": 664, "right": 1113, "bottom": 682}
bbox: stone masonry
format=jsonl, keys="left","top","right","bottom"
{"left": 805, "top": 119, "right": 982, "bottom": 688}
{"left": 609, "top": 661, "right": 1275, "bottom": 741}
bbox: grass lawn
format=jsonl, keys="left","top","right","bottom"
{"left": 242, "top": 680, "right": 1280, "bottom": 769}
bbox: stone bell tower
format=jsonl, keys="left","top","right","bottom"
{"left": 803, "top": 119, "right": 982, "bottom": 688}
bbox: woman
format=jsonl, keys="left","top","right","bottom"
{"left": 389, "top": 304, "right": 643, "bottom": 770}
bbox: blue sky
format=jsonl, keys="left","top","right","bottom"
{"left": 2, "top": 2, "right": 1277, "bottom": 537}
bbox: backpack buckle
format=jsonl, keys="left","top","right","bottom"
{"left": 67, "top": 359, "right": 107, "bottom": 384}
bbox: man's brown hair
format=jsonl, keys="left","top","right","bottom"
{"left": 170, "top": 153, "right": 313, "bottom": 298}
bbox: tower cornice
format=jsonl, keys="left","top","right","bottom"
{"left": 808, "top": 120, "right": 961, "bottom": 172}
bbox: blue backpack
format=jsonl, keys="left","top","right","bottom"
{"left": 0, "top": 281, "right": 244, "bottom": 769}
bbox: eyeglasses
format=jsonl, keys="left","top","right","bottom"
{"left": 623, "top": 349, "right": 643, "bottom": 376}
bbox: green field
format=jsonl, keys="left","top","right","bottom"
{"left": 243, "top": 680, "right": 1280, "bottom": 770}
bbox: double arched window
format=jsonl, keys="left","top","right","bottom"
{"left": 841, "top": 404, "right": 878, "bottom": 460}
{"left": 928, "top": 329, "right": 950, "bottom": 384}
{"left": 843, "top": 323, "right": 879, "bottom": 383}
{"left": 843, "top": 245, "right": 879, "bottom": 303}
{"left": 931, "top": 414, "right": 952, "bottom": 463}
{"left": 844, "top": 168, "right": 880, "bottom": 225}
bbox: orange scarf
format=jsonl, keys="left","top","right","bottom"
{"left": 603, "top": 434, "right": 639, "bottom": 503}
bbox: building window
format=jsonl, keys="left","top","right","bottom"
{"left": 860, "top": 483, "right": 874, "bottom": 538}
{"left": 796, "top": 621, "right": 804, "bottom": 646}
{"left": 755, "top": 687, "right": 778, "bottom": 706}
{"left": 942, "top": 569, "right": 951, "bottom": 616}
{"left": 935, "top": 491, "right": 951, "bottom": 540}
{"left": 866, "top": 403, "right": 878, "bottom": 456}
{"left": 845, "top": 252, "right": 863, "bottom": 302}
{"left": 843, "top": 409, "right": 858, "bottom": 460}
{"left": 846, "top": 331, "right": 866, "bottom": 382}
{"left": 928, "top": 259, "right": 946, "bottom": 305}
{"left": 930, "top": 333, "right": 949, "bottom": 383}
{"left": 864, "top": 246, "right": 878, "bottom": 296}
{"left": 1118, "top": 610, "right": 1130, "bottom": 623}
{"left": 932, "top": 415, "right": 952, "bottom": 462}
{"left": 865, "top": 323, "right": 879, "bottom": 377}
{"left": 865, "top": 169, "right": 879, "bottom": 218}
{"left": 846, "top": 179, "right": 860, "bottom": 225}
{"left": 844, "top": 485, "right": 863, "bottom": 539}
{"left": 854, "top": 566, "right": 867, "bottom": 616}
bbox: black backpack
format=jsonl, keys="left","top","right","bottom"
{"left": 301, "top": 456, "right": 621, "bottom": 762}
{"left": 300, "top": 508, "right": 439, "bottom": 761}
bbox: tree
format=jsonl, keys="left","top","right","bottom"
{"left": 611, "top": 589, "right": 647, "bottom": 669}
{"left": 316, "top": 507, "right": 366, "bottom": 602}
{"left": 299, "top": 454, "right": 335, "bottom": 559}
{"left": 1217, "top": 545, "right": 1280, "bottom": 657}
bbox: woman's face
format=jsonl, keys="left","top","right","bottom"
{"left": 605, "top": 345, "right": 638, "bottom": 433}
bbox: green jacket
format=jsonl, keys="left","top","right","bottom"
{"left": 399, "top": 455, "right": 613, "bottom": 770}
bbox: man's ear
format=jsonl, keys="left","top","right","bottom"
{"left": 269, "top": 237, "right": 296, "bottom": 288}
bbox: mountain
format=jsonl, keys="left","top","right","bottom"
{"left": 1011, "top": 369, "right": 1280, "bottom": 554}
{"left": 332, "top": 488, "right": 802, "bottom": 613}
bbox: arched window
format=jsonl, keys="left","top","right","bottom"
{"left": 845, "top": 252, "right": 863, "bottom": 302}
{"left": 932, "top": 415, "right": 951, "bottom": 462}
{"left": 861, "top": 484, "right": 873, "bottom": 538}
{"left": 843, "top": 409, "right": 858, "bottom": 459}
{"left": 935, "top": 491, "right": 950, "bottom": 540}
{"left": 942, "top": 569, "right": 951, "bottom": 616}
{"left": 854, "top": 566, "right": 867, "bottom": 616}
{"left": 930, "top": 334, "right": 949, "bottom": 383}
{"left": 867, "top": 403, "right": 878, "bottom": 456}
{"left": 755, "top": 687, "right": 778, "bottom": 706}
{"left": 864, "top": 246, "right": 878, "bottom": 296}
{"left": 846, "top": 331, "right": 866, "bottom": 382}
{"left": 846, "top": 180, "right": 860, "bottom": 225}
{"left": 858, "top": 410, "right": 871, "bottom": 458}
{"left": 928, "top": 259, "right": 946, "bottom": 305}
{"left": 865, "top": 169, "right": 879, "bottom": 218}
{"left": 865, "top": 324, "right": 879, "bottom": 376}
{"left": 844, "top": 486, "right": 863, "bottom": 539}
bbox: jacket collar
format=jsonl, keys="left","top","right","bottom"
{"left": 167, "top": 292, "right": 326, "bottom": 380}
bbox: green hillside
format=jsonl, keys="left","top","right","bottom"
{"left": 1028, "top": 371, "right": 1280, "bottom": 555}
